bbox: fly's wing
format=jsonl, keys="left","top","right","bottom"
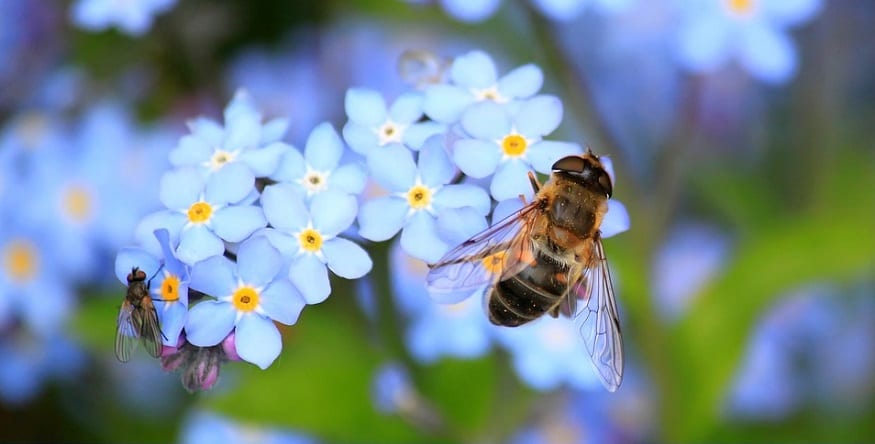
{"left": 136, "top": 300, "right": 164, "bottom": 358}
{"left": 115, "top": 300, "right": 139, "bottom": 362}
{"left": 570, "top": 234, "right": 624, "bottom": 392}
{"left": 426, "top": 203, "right": 540, "bottom": 304}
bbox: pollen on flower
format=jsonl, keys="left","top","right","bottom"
{"left": 298, "top": 228, "right": 323, "bottom": 253}
{"left": 723, "top": 0, "right": 756, "bottom": 17}
{"left": 62, "top": 183, "right": 95, "bottom": 224}
{"left": 473, "top": 86, "right": 507, "bottom": 103}
{"left": 232, "top": 286, "right": 260, "bottom": 312}
{"left": 377, "top": 120, "right": 405, "bottom": 146}
{"left": 501, "top": 134, "right": 528, "bottom": 157}
{"left": 160, "top": 274, "right": 180, "bottom": 302}
{"left": 207, "top": 149, "right": 236, "bottom": 171}
{"left": 406, "top": 185, "right": 432, "bottom": 210}
{"left": 3, "top": 239, "right": 38, "bottom": 284}
{"left": 187, "top": 201, "right": 213, "bottom": 224}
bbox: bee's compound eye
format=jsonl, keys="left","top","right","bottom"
{"left": 598, "top": 172, "right": 613, "bottom": 197}
{"left": 552, "top": 156, "right": 585, "bottom": 173}
{"left": 126, "top": 274, "right": 135, "bottom": 283}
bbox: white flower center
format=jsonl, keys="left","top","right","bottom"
{"left": 472, "top": 85, "right": 508, "bottom": 103}
{"left": 376, "top": 119, "right": 406, "bottom": 146}
{"left": 299, "top": 167, "right": 330, "bottom": 195}
{"left": 205, "top": 149, "right": 238, "bottom": 171}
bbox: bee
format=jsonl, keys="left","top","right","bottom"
{"left": 115, "top": 266, "right": 164, "bottom": 362}
{"left": 427, "top": 151, "right": 624, "bottom": 391}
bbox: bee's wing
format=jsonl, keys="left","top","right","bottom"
{"left": 115, "top": 300, "right": 139, "bottom": 362}
{"left": 569, "top": 234, "right": 624, "bottom": 392}
{"left": 426, "top": 202, "right": 540, "bottom": 304}
{"left": 136, "top": 299, "right": 164, "bottom": 358}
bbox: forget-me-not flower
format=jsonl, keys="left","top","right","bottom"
{"left": 358, "top": 136, "right": 491, "bottom": 263}
{"left": 71, "top": 0, "right": 177, "bottom": 36}
{"left": 453, "top": 96, "right": 581, "bottom": 201}
{"left": 259, "top": 186, "right": 372, "bottom": 304}
{"left": 185, "top": 237, "right": 305, "bottom": 369}
{"left": 270, "top": 122, "right": 367, "bottom": 199}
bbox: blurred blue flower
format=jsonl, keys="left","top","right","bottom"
{"left": 142, "top": 163, "right": 266, "bottom": 265}
{"left": 70, "top": 0, "right": 176, "bottom": 36}
{"left": 169, "top": 90, "right": 291, "bottom": 178}
{"left": 115, "top": 229, "right": 191, "bottom": 346}
{"left": 0, "top": 331, "right": 84, "bottom": 405}
{"left": 180, "top": 410, "right": 319, "bottom": 444}
{"left": 185, "top": 237, "right": 305, "bottom": 369}
{"left": 423, "top": 50, "right": 544, "bottom": 124}
{"left": 270, "top": 122, "right": 367, "bottom": 199}
{"left": 424, "top": 0, "right": 633, "bottom": 23}
{"left": 372, "top": 362, "right": 417, "bottom": 414}
{"left": 674, "top": 0, "right": 823, "bottom": 84}
{"left": 358, "top": 137, "right": 491, "bottom": 262}
{"left": 454, "top": 96, "right": 581, "bottom": 201}
{"left": 342, "top": 88, "right": 445, "bottom": 159}
{"left": 259, "top": 186, "right": 372, "bottom": 304}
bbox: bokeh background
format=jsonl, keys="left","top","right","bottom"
{"left": 1, "top": 0, "right": 873, "bottom": 443}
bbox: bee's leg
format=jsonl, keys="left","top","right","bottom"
{"left": 528, "top": 171, "right": 541, "bottom": 193}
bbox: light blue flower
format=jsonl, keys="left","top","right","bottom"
{"left": 184, "top": 237, "right": 305, "bottom": 369}
{"left": 180, "top": 410, "right": 318, "bottom": 444}
{"left": 358, "top": 137, "right": 491, "bottom": 263}
{"left": 342, "top": 88, "right": 445, "bottom": 159}
{"left": 115, "top": 229, "right": 191, "bottom": 346}
{"left": 70, "top": 0, "right": 176, "bottom": 36}
{"left": 531, "top": 0, "right": 636, "bottom": 21}
{"left": 169, "top": 89, "right": 291, "bottom": 178}
{"left": 453, "top": 96, "right": 582, "bottom": 201}
{"left": 674, "top": 0, "right": 823, "bottom": 84}
{"left": 0, "top": 331, "right": 84, "bottom": 405}
{"left": 270, "top": 122, "right": 367, "bottom": 199}
{"left": 423, "top": 50, "right": 544, "bottom": 124}
{"left": 141, "top": 163, "right": 266, "bottom": 265}
{"left": 434, "top": 0, "right": 501, "bottom": 23}
{"left": 259, "top": 186, "right": 372, "bottom": 304}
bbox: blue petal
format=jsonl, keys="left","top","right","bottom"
{"left": 169, "top": 134, "right": 211, "bottom": 167}
{"left": 497, "top": 64, "right": 543, "bottom": 99}
{"left": 388, "top": 92, "right": 424, "bottom": 124}
{"left": 345, "top": 88, "right": 387, "bottom": 127}
{"left": 492, "top": 198, "right": 525, "bottom": 223}
{"left": 403, "top": 121, "right": 447, "bottom": 151}
{"left": 205, "top": 162, "right": 255, "bottom": 205}
{"left": 433, "top": 184, "right": 491, "bottom": 214}
{"left": 530, "top": 0, "right": 587, "bottom": 21}
{"left": 260, "top": 117, "right": 290, "bottom": 143}
{"left": 160, "top": 167, "right": 204, "bottom": 210}
{"left": 257, "top": 228, "right": 300, "bottom": 258}
{"left": 236, "top": 237, "right": 282, "bottom": 286}
{"left": 676, "top": 16, "right": 731, "bottom": 72}
{"left": 305, "top": 122, "right": 344, "bottom": 170}
{"left": 157, "top": 303, "right": 187, "bottom": 346}
{"left": 235, "top": 314, "right": 282, "bottom": 369}
{"left": 436, "top": 207, "right": 489, "bottom": 245}
{"left": 341, "top": 122, "right": 378, "bottom": 156}
{"left": 134, "top": 211, "right": 185, "bottom": 257}
{"left": 311, "top": 190, "right": 357, "bottom": 237}
{"left": 186, "top": 117, "right": 224, "bottom": 145}
{"left": 269, "top": 146, "right": 305, "bottom": 182}
{"left": 440, "top": 0, "right": 501, "bottom": 23}
{"left": 331, "top": 163, "right": 367, "bottom": 195}
{"left": 515, "top": 95, "right": 563, "bottom": 138}
{"left": 762, "top": 0, "right": 822, "bottom": 26}
{"left": 453, "top": 139, "right": 500, "bottom": 178}
{"left": 418, "top": 136, "right": 456, "bottom": 188}
{"left": 737, "top": 23, "right": 795, "bottom": 84}
{"left": 490, "top": 160, "right": 533, "bottom": 201}
{"left": 401, "top": 212, "right": 450, "bottom": 263}
{"left": 367, "top": 144, "right": 416, "bottom": 192}
{"left": 114, "top": 248, "right": 160, "bottom": 285}
{"left": 259, "top": 279, "right": 305, "bottom": 325}
{"left": 260, "top": 184, "right": 309, "bottom": 231}
{"left": 211, "top": 205, "right": 266, "bottom": 242}
{"left": 601, "top": 200, "right": 630, "bottom": 238}
{"left": 223, "top": 93, "right": 261, "bottom": 150}
{"left": 527, "top": 140, "right": 582, "bottom": 173}
{"left": 289, "top": 255, "right": 331, "bottom": 304}
{"left": 358, "top": 197, "right": 408, "bottom": 241}
{"left": 177, "top": 226, "right": 225, "bottom": 266}
{"left": 190, "top": 255, "right": 236, "bottom": 298}
{"left": 323, "top": 238, "right": 373, "bottom": 279}
{"left": 154, "top": 228, "right": 187, "bottom": 279}
{"left": 450, "top": 50, "right": 497, "bottom": 88}
{"left": 185, "top": 300, "right": 236, "bottom": 347}
{"left": 238, "top": 142, "right": 288, "bottom": 177}
{"left": 423, "top": 84, "right": 473, "bottom": 123}
{"left": 461, "top": 101, "right": 510, "bottom": 140}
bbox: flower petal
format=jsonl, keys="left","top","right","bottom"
{"left": 238, "top": 141, "right": 288, "bottom": 177}
{"left": 160, "top": 167, "right": 204, "bottom": 210}
{"left": 269, "top": 146, "right": 305, "bottom": 182}
{"left": 436, "top": 207, "right": 489, "bottom": 245}
{"left": 737, "top": 23, "right": 796, "bottom": 84}
{"left": 211, "top": 205, "right": 266, "bottom": 243}
{"left": 601, "top": 200, "right": 630, "bottom": 238}
{"left": 418, "top": 136, "right": 456, "bottom": 188}
{"left": 260, "top": 183, "right": 309, "bottom": 231}
{"left": 453, "top": 139, "right": 500, "bottom": 178}
{"left": 388, "top": 92, "right": 424, "bottom": 124}
{"left": 305, "top": 122, "right": 344, "bottom": 170}
{"left": 433, "top": 184, "right": 491, "bottom": 214}
{"left": 450, "top": 50, "right": 498, "bottom": 88}
{"left": 527, "top": 140, "right": 582, "bottom": 173}
{"left": 323, "top": 238, "right": 373, "bottom": 279}
{"left": 515, "top": 95, "right": 563, "bottom": 137}
{"left": 498, "top": 64, "right": 543, "bottom": 99}
{"left": 331, "top": 163, "right": 367, "bottom": 195}
{"left": 358, "top": 197, "right": 408, "bottom": 241}
{"left": 342, "top": 122, "right": 378, "bottom": 156}
{"left": 401, "top": 212, "right": 450, "bottom": 263}
{"left": 289, "top": 255, "right": 331, "bottom": 304}
{"left": 461, "top": 101, "right": 511, "bottom": 140}
{"left": 156, "top": 303, "right": 187, "bottom": 346}
{"left": 185, "top": 300, "right": 236, "bottom": 347}
{"left": 190, "top": 255, "right": 236, "bottom": 298}
{"left": 311, "top": 190, "right": 357, "bottom": 237}
{"left": 177, "top": 226, "right": 225, "bottom": 265}
{"left": 205, "top": 162, "right": 255, "bottom": 205}
{"left": 235, "top": 314, "right": 282, "bottom": 369}
{"left": 403, "top": 121, "right": 447, "bottom": 151}
{"left": 345, "top": 88, "right": 387, "bottom": 127}
{"left": 490, "top": 160, "right": 534, "bottom": 201}
{"left": 114, "top": 248, "right": 160, "bottom": 286}
{"left": 259, "top": 280, "right": 305, "bottom": 325}
{"left": 367, "top": 144, "right": 416, "bottom": 192}
{"left": 423, "top": 84, "right": 473, "bottom": 123}
{"left": 169, "top": 135, "right": 211, "bottom": 167}
{"left": 236, "top": 237, "right": 282, "bottom": 286}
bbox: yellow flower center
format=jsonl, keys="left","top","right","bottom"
{"left": 474, "top": 86, "right": 506, "bottom": 103}
{"left": 232, "top": 286, "right": 260, "bottom": 312}
{"left": 481, "top": 251, "right": 506, "bottom": 275}
{"left": 724, "top": 0, "right": 755, "bottom": 17}
{"left": 299, "top": 228, "right": 323, "bottom": 253}
{"left": 406, "top": 185, "right": 432, "bottom": 210}
{"left": 4, "top": 239, "right": 38, "bottom": 284}
{"left": 187, "top": 201, "right": 213, "bottom": 224}
{"left": 501, "top": 134, "right": 528, "bottom": 157}
{"left": 208, "top": 149, "right": 235, "bottom": 170}
{"left": 63, "top": 184, "right": 94, "bottom": 224}
{"left": 160, "top": 274, "right": 180, "bottom": 302}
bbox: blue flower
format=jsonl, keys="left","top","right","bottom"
{"left": 259, "top": 186, "right": 372, "bottom": 304}
{"left": 115, "top": 229, "right": 191, "bottom": 347}
{"left": 70, "top": 0, "right": 177, "bottom": 36}
{"left": 372, "top": 362, "right": 417, "bottom": 414}
{"left": 358, "top": 137, "right": 491, "bottom": 262}
{"left": 342, "top": 88, "right": 445, "bottom": 159}
{"left": 531, "top": 0, "right": 635, "bottom": 21}
{"left": 0, "top": 331, "right": 84, "bottom": 405}
{"left": 433, "top": 0, "right": 501, "bottom": 23}
{"left": 453, "top": 96, "right": 582, "bottom": 201}
{"left": 423, "top": 50, "right": 544, "bottom": 123}
{"left": 270, "top": 122, "right": 367, "bottom": 199}
{"left": 184, "top": 237, "right": 305, "bottom": 369}
{"left": 180, "top": 410, "right": 318, "bottom": 444}
{"left": 674, "top": 0, "right": 823, "bottom": 84}
{"left": 140, "top": 163, "right": 266, "bottom": 266}
{"left": 169, "top": 89, "right": 291, "bottom": 178}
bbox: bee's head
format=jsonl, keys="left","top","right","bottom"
{"left": 127, "top": 267, "right": 146, "bottom": 283}
{"left": 552, "top": 154, "right": 613, "bottom": 197}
